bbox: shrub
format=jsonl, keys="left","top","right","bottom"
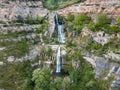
{"left": 35, "top": 25, "right": 43, "bottom": 34}
{"left": 96, "top": 13, "right": 110, "bottom": 26}
{"left": 109, "top": 25, "right": 119, "bottom": 34}
{"left": 88, "top": 21, "right": 96, "bottom": 32}
{"left": 67, "top": 13, "right": 74, "bottom": 21}
{"left": 91, "top": 43, "right": 102, "bottom": 50}
{"left": 17, "top": 15, "right": 24, "bottom": 23}
{"left": 117, "top": 16, "right": 120, "bottom": 25}
{"left": 66, "top": 39, "right": 76, "bottom": 47}
{"left": 74, "top": 13, "right": 89, "bottom": 25}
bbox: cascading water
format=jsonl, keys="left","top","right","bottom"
{"left": 56, "top": 47, "right": 61, "bottom": 73}
{"left": 55, "top": 12, "right": 65, "bottom": 44}
{"left": 55, "top": 12, "right": 59, "bottom": 26}
{"left": 55, "top": 12, "right": 66, "bottom": 74}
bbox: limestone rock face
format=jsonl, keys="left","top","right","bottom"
{"left": 0, "top": 0, "right": 48, "bottom": 22}
{"left": 0, "top": 0, "right": 119, "bottom": 21}
{"left": 57, "top": 0, "right": 120, "bottom": 17}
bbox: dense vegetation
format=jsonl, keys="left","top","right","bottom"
{"left": 41, "top": 0, "right": 85, "bottom": 10}
{"left": 0, "top": 3, "right": 120, "bottom": 89}
{"left": 64, "top": 13, "right": 120, "bottom": 56}
{"left": 0, "top": 60, "right": 36, "bottom": 90}
{"left": 31, "top": 55, "right": 109, "bottom": 90}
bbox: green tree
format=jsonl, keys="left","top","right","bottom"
{"left": 0, "top": 61, "right": 35, "bottom": 90}
{"left": 5, "top": 39, "right": 29, "bottom": 58}
{"left": 32, "top": 67, "right": 51, "bottom": 90}
{"left": 54, "top": 77, "right": 63, "bottom": 89}
{"left": 26, "top": 14, "right": 34, "bottom": 24}
{"left": 17, "top": 15, "right": 24, "bottom": 23}
{"left": 62, "top": 77, "right": 71, "bottom": 90}
{"left": 74, "top": 13, "right": 89, "bottom": 25}
{"left": 73, "top": 13, "right": 89, "bottom": 34}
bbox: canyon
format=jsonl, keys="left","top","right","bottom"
{"left": 0, "top": 0, "right": 120, "bottom": 90}
{"left": 0, "top": 0, "right": 120, "bottom": 22}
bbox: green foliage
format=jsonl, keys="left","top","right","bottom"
{"left": 117, "top": 16, "right": 120, "bottom": 25}
{"left": 66, "top": 39, "right": 76, "bottom": 47}
{"left": 36, "top": 14, "right": 42, "bottom": 24}
{"left": 91, "top": 43, "right": 102, "bottom": 50}
{"left": 42, "top": 0, "right": 84, "bottom": 10}
{"left": 106, "top": 37, "right": 120, "bottom": 51}
{"left": 5, "top": 39, "right": 29, "bottom": 58}
{"left": 0, "top": 60, "right": 35, "bottom": 90}
{"left": 35, "top": 25, "right": 44, "bottom": 34}
{"left": 26, "top": 14, "right": 34, "bottom": 24}
{"left": 53, "top": 38, "right": 59, "bottom": 44}
{"left": 96, "top": 13, "right": 110, "bottom": 26}
{"left": 16, "top": 14, "right": 43, "bottom": 24}
{"left": 54, "top": 77, "right": 63, "bottom": 89}
{"left": 74, "top": 13, "right": 89, "bottom": 25}
{"left": 63, "top": 54, "right": 72, "bottom": 61}
{"left": 63, "top": 50, "right": 109, "bottom": 90}
{"left": 88, "top": 21, "right": 96, "bottom": 32}
{"left": 46, "top": 46, "right": 53, "bottom": 57}
{"left": 71, "top": 13, "right": 90, "bottom": 34}
{"left": 62, "top": 77, "right": 71, "bottom": 90}
{"left": 109, "top": 25, "right": 119, "bottom": 34}
{"left": 17, "top": 15, "right": 24, "bottom": 23}
{"left": 35, "top": 21, "right": 48, "bottom": 34}
{"left": 43, "top": 36, "right": 49, "bottom": 44}
{"left": 32, "top": 67, "right": 51, "bottom": 90}
{"left": 67, "top": 13, "right": 74, "bottom": 21}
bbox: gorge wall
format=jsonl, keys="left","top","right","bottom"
{"left": 0, "top": 0, "right": 48, "bottom": 22}
{"left": 57, "top": 0, "right": 120, "bottom": 17}
{"left": 0, "top": 0, "right": 120, "bottom": 22}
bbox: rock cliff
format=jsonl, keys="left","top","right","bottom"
{"left": 57, "top": 0, "right": 120, "bottom": 17}
{"left": 0, "top": 0, "right": 120, "bottom": 22}
{"left": 0, "top": 0, "right": 48, "bottom": 22}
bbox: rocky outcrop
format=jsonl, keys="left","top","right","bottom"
{"left": 0, "top": 25, "right": 39, "bottom": 34}
{"left": 57, "top": 0, "right": 120, "bottom": 17}
{"left": 0, "top": 25, "right": 40, "bottom": 34}
{"left": 92, "top": 31, "right": 111, "bottom": 45}
{"left": 48, "top": 12, "right": 56, "bottom": 38}
{"left": 1, "top": 0, "right": 119, "bottom": 22}
{"left": 0, "top": 0, "right": 48, "bottom": 22}
{"left": 81, "top": 28, "right": 111, "bottom": 45}
{"left": 104, "top": 51, "right": 120, "bottom": 61}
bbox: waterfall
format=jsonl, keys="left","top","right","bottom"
{"left": 55, "top": 12, "right": 59, "bottom": 26}
{"left": 56, "top": 47, "right": 61, "bottom": 73}
{"left": 55, "top": 12, "right": 65, "bottom": 44}
{"left": 55, "top": 12, "right": 66, "bottom": 73}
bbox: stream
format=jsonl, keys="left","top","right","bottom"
{"left": 55, "top": 12, "right": 65, "bottom": 73}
